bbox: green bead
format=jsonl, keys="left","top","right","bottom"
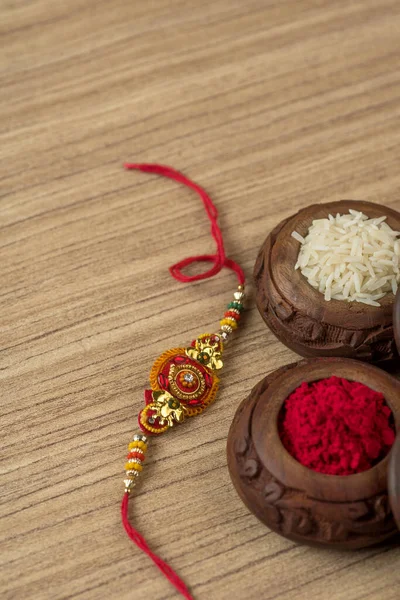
{"left": 227, "top": 301, "right": 243, "bottom": 312}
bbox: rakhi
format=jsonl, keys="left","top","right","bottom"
{"left": 120, "top": 164, "right": 246, "bottom": 600}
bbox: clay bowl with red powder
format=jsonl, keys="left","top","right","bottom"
{"left": 227, "top": 357, "right": 400, "bottom": 549}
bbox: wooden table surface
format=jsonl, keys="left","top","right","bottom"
{"left": 2, "top": 1, "right": 400, "bottom": 599}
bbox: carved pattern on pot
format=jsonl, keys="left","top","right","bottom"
{"left": 254, "top": 208, "right": 398, "bottom": 362}
{"left": 228, "top": 368, "right": 398, "bottom": 548}
{"left": 235, "top": 434, "right": 397, "bottom": 545}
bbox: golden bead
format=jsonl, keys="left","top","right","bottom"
{"left": 124, "top": 479, "right": 136, "bottom": 492}
{"left": 126, "top": 469, "right": 140, "bottom": 477}
{"left": 221, "top": 324, "right": 233, "bottom": 334}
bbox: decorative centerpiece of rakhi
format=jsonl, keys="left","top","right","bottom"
{"left": 138, "top": 333, "right": 224, "bottom": 436}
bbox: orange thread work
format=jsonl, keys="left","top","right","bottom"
{"left": 184, "top": 374, "right": 219, "bottom": 417}
{"left": 140, "top": 405, "right": 169, "bottom": 434}
{"left": 149, "top": 348, "right": 187, "bottom": 391}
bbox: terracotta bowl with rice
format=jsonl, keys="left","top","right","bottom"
{"left": 254, "top": 200, "right": 400, "bottom": 362}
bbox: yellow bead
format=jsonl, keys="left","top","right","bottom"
{"left": 220, "top": 318, "right": 238, "bottom": 330}
{"left": 137, "top": 441, "right": 148, "bottom": 451}
{"left": 128, "top": 441, "right": 139, "bottom": 450}
{"left": 125, "top": 461, "right": 143, "bottom": 471}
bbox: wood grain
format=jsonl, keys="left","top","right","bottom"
{"left": 1, "top": 1, "right": 400, "bottom": 599}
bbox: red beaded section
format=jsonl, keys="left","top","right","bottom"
{"left": 224, "top": 310, "right": 241, "bottom": 321}
{"left": 127, "top": 451, "right": 146, "bottom": 461}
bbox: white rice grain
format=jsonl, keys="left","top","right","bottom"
{"left": 291, "top": 210, "right": 400, "bottom": 306}
{"left": 291, "top": 231, "right": 305, "bottom": 244}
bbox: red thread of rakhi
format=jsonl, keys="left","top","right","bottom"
{"left": 121, "top": 163, "right": 246, "bottom": 600}
{"left": 279, "top": 376, "right": 396, "bottom": 476}
{"left": 124, "top": 163, "right": 245, "bottom": 286}
{"left": 121, "top": 494, "right": 193, "bottom": 600}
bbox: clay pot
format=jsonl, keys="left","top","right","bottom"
{"left": 227, "top": 357, "right": 400, "bottom": 549}
{"left": 254, "top": 200, "right": 400, "bottom": 362}
{"left": 227, "top": 262, "right": 400, "bottom": 550}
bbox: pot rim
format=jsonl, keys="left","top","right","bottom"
{"left": 269, "top": 200, "right": 400, "bottom": 328}
{"left": 252, "top": 357, "right": 400, "bottom": 502}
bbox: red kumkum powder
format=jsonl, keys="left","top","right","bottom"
{"left": 279, "top": 376, "right": 396, "bottom": 476}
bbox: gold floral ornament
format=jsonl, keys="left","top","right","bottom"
{"left": 186, "top": 333, "right": 224, "bottom": 370}
{"left": 139, "top": 389, "right": 187, "bottom": 434}
{"left": 151, "top": 390, "right": 187, "bottom": 427}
